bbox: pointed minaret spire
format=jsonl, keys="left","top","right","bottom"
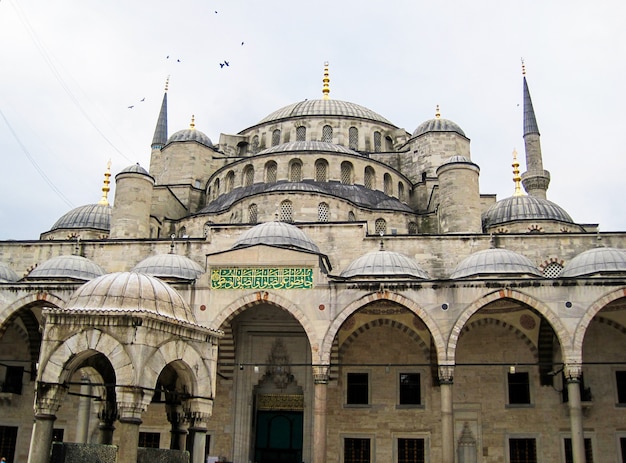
{"left": 322, "top": 62, "right": 330, "bottom": 100}
{"left": 520, "top": 60, "right": 550, "bottom": 199}
{"left": 435, "top": 104, "right": 441, "bottom": 119}
{"left": 151, "top": 76, "right": 169, "bottom": 150}
{"left": 97, "top": 160, "right": 112, "bottom": 206}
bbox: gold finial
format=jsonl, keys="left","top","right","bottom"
{"left": 435, "top": 104, "right": 441, "bottom": 119}
{"left": 189, "top": 115, "right": 195, "bottom": 129}
{"left": 165, "top": 75, "right": 170, "bottom": 92}
{"left": 98, "top": 160, "right": 112, "bottom": 205}
{"left": 521, "top": 58, "right": 526, "bottom": 76}
{"left": 322, "top": 61, "right": 330, "bottom": 100}
{"left": 512, "top": 149, "right": 524, "bottom": 196}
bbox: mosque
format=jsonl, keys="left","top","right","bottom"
{"left": 1, "top": 63, "right": 625, "bottom": 463}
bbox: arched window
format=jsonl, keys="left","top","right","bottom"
{"left": 318, "top": 202, "right": 329, "bottom": 222}
{"left": 364, "top": 166, "right": 375, "bottom": 190}
{"left": 237, "top": 142, "right": 248, "bottom": 156}
{"left": 398, "top": 182, "right": 405, "bottom": 202}
{"left": 341, "top": 161, "right": 354, "bottom": 185}
{"left": 374, "top": 218, "right": 387, "bottom": 235}
{"left": 349, "top": 127, "right": 358, "bottom": 150}
{"left": 251, "top": 135, "right": 259, "bottom": 154}
{"left": 272, "top": 129, "right": 281, "bottom": 147}
{"left": 289, "top": 160, "right": 302, "bottom": 182}
{"left": 280, "top": 200, "right": 293, "bottom": 223}
{"left": 384, "top": 173, "right": 392, "bottom": 195}
{"left": 385, "top": 135, "right": 393, "bottom": 151}
{"left": 243, "top": 165, "right": 254, "bottom": 187}
{"left": 213, "top": 178, "right": 220, "bottom": 200}
{"left": 543, "top": 262, "right": 563, "bottom": 278}
{"left": 248, "top": 204, "right": 258, "bottom": 224}
{"left": 296, "top": 126, "right": 306, "bottom": 141}
{"left": 322, "top": 125, "right": 333, "bottom": 143}
{"left": 408, "top": 222, "right": 418, "bottom": 235}
{"left": 265, "top": 161, "right": 277, "bottom": 183}
{"left": 348, "top": 211, "right": 356, "bottom": 222}
{"left": 225, "top": 171, "right": 235, "bottom": 193}
{"left": 374, "top": 131, "right": 382, "bottom": 152}
{"left": 315, "top": 159, "right": 328, "bottom": 182}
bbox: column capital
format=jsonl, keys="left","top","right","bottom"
{"left": 313, "top": 365, "right": 330, "bottom": 384}
{"left": 438, "top": 365, "right": 454, "bottom": 385}
{"left": 564, "top": 363, "right": 583, "bottom": 382}
{"left": 116, "top": 386, "right": 150, "bottom": 422}
{"left": 34, "top": 382, "right": 67, "bottom": 417}
{"left": 184, "top": 397, "right": 213, "bottom": 429}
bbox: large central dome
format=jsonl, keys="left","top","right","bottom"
{"left": 257, "top": 99, "right": 395, "bottom": 126}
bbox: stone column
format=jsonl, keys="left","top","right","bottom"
{"left": 97, "top": 402, "right": 117, "bottom": 444}
{"left": 167, "top": 405, "right": 188, "bottom": 450}
{"left": 185, "top": 398, "right": 213, "bottom": 463}
{"left": 312, "top": 365, "right": 330, "bottom": 463}
{"left": 116, "top": 386, "right": 150, "bottom": 463}
{"left": 439, "top": 365, "right": 455, "bottom": 463}
{"left": 27, "top": 382, "right": 66, "bottom": 463}
{"left": 76, "top": 375, "right": 92, "bottom": 443}
{"left": 565, "top": 364, "right": 586, "bottom": 463}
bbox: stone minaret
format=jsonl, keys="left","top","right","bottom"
{"left": 521, "top": 62, "right": 550, "bottom": 198}
{"left": 149, "top": 77, "right": 169, "bottom": 181}
{"left": 436, "top": 155, "right": 481, "bottom": 233}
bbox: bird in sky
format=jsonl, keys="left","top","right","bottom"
{"left": 177, "top": 59, "right": 181, "bottom": 62}
{"left": 128, "top": 105, "right": 134, "bottom": 109}
{"left": 224, "top": 60, "right": 229, "bottom": 66}
{"left": 166, "top": 55, "right": 170, "bottom": 59}
{"left": 241, "top": 42, "right": 244, "bottom": 46}
{"left": 140, "top": 98, "right": 145, "bottom": 102}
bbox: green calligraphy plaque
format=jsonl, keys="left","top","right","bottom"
{"left": 211, "top": 267, "right": 314, "bottom": 289}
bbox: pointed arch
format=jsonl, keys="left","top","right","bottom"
{"left": 0, "top": 292, "right": 65, "bottom": 328}
{"left": 320, "top": 291, "right": 445, "bottom": 366}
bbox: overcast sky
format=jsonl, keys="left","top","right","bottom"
{"left": 1, "top": 0, "right": 624, "bottom": 240}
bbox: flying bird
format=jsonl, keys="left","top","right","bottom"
{"left": 177, "top": 59, "right": 181, "bottom": 62}
{"left": 128, "top": 105, "right": 134, "bottom": 109}
{"left": 241, "top": 42, "right": 244, "bottom": 46}
{"left": 166, "top": 55, "right": 170, "bottom": 59}
{"left": 224, "top": 60, "right": 229, "bottom": 66}
{"left": 140, "top": 98, "right": 145, "bottom": 102}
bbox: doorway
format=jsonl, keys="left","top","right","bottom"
{"left": 254, "top": 410, "right": 303, "bottom": 463}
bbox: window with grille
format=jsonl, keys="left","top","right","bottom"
{"left": 508, "top": 372, "right": 531, "bottom": 404}
{"left": 349, "top": 127, "right": 358, "bottom": 150}
{"left": 543, "top": 262, "right": 563, "bottom": 278}
{"left": 318, "top": 203, "right": 329, "bottom": 222}
{"left": 296, "top": 126, "right": 306, "bottom": 141}
{"left": 315, "top": 159, "right": 328, "bottom": 182}
{"left": 348, "top": 211, "right": 356, "bottom": 222}
{"left": 344, "top": 438, "right": 370, "bottom": 463}
{"left": 322, "top": 125, "right": 333, "bottom": 143}
{"left": 384, "top": 173, "right": 392, "bottom": 195}
{"left": 249, "top": 204, "right": 258, "bottom": 224}
{"left": 272, "top": 129, "right": 281, "bottom": 146}
{"left": 265, "top": 161, "right": 277, "bottom": 183}
{"left": 364, "top": 167, "right": 375, "bottom": 189}
{"left": 251, "top": 135, "right": 259, "bottom": 154}
{"left": 341, "top": 161, "right": 354, "bottom": 185}
{"left": 243, "top": 165, "right": 254, "bottom": 186}
{"left": 0, "top": 426, "right": 18, "bottom": 462}
{"left": 408, "top": 222, "right": 418, "bottom": 235}
{"left": 398, "top": 182, "right": 405, "bottom": 202}
{"left": 225, "top": 171, "right": 234, "bottom": 192}
{"left": 290, "top": 161, "right": 302, "bottom": 182}
{"left": 347, "top": 373, "right": 369, "bottom": 405}
{"left": 375, "top": 218, "right": 387, "bottom": 235}
{"left": 399, "top": 373, "right": 421, "bottom": 405}
{"left": 280, "top": 200, "right": 293, "bottom": 223}
{"left": 398, "top": 438, "right": 425, "bottom": 463}
{"left": 374, "top": 131, "right": 382, "bottom": 152}
{"left": 139, "top": 432, "right": 161, "bottom": 449}
{"left": 564, "top": 438, "right": 593, "bottom": 463}
{"left": 509, "top": 438, "right": 537, "bottom": 463}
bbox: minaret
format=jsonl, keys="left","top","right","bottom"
{"left": 151, "top": 77, "right": 169, "bottom": 150}
{"left": 512, "top": 149, "right": 524, "bottom": 196}
{"left": 322, "top": 62, "right": 330, "bottom": 100}
{"left": 97, "top": 161, "right": 112, "bottom": 205}
{"left": 520, "top": 61, "right": 550, "bottom": 199}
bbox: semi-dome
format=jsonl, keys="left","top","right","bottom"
{"left": 258, "top": 141, "right": 362, "bottom": 156}
{"left": 50, "top": 203, "right": 111, "bottom": 232}
{"left": 482, "top": 195, "right": 574, "bottom": 229}
{"left": 64, "top": 271, "right": 197, "bottom": 325}
{"left": 27, "top": 255, "right": 105, "bottom": 281}
{"left": 450, "top": 248, "right": 542, "bottom": 278}
{"left": 118, "top": 163, "right": 151, "bottom": 176}
{"left": 561, "top": 247, "right": 626, "bottom": 277}
{"left": 256, "top": 99, "right": 395, "bottom": 126}
{"left": 166, "top": 128, "right": 213, "bottom": 147}
{"left": 413, "top": 117, "right": 466, "bottom": 138}
{"left": 232, "top": 221, "right": 320, "bottom": 253}
{"left": 340, "top": 250, "right": 429, "bottom": 279}
{"left": 133, "top": 253, "right": 205, "bottom": 280}
{"left": 0, "top": 263, "right": 19, "bottom": 283}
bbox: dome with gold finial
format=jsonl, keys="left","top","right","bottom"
{"left": 413, "top": 105, "right": 466, "bottom": 138}
{"left": 166, "top": 115, "right": 213, "bottom": 147}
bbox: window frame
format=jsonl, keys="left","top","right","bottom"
{"left": 345, "top": 371, "right": 370, "bottom": 407}
{"left": 562, "top": 434, "right": 594, "bottom": 463}
{"left": 615, "top": 370, "right": 626, "bottom": 406}
{"left": 507, "top": 435, "right": 539, "bottom": 463}
{"left": 342, "top": 435, "right": 373, "bottom": 463}
{"left": 394, "top": 434, "right": 429, "bottom": 463}
{"left": 397, "top": 371, "right": 423, "bottom": 408}
{"left": 506, "top": 370, "right": 533, "bottom": 407}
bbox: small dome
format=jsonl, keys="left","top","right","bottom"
{"left": 133, "top": 254, "right": 205, "bottom": 280}
{"left": 28, "top": 255, "right": 105, "bottom": 281}
{"left": 50, "top": 203, "right": 111, "bottom": 232}
{"left": 166, "top": 128, "right": 213, "bottom": 147}
{"left": 561, "top": 247, "right": 626, "bottom": 277}
{"left": 341, "top": 250, "right": 429, "bottom": 279}
{"left": 443, "top": 155, "right": 472, "bottom": 164}
{"left": 482, "top": 195, "right": 574, "bottom": 229}
{"left": 65, "top": 272, "right": 197, "bottom": 325}
{"left": 258, "top": 141, "right": 361, "bottom": 156}
{"left": 413, "top": 117, "right": 466, "bottom": 138}
{"left": 118, "top": 163, "right": 150, "bottom": 176}
{"left": 0, "top": 263, "right": 19, "bottom": 283}
{"left": 450, "top": 248, "right": 542, "bottom": 278}
{"left": 257, "top": 99, "right": 395, "bottom": 126}
{"left": 233, "top": 222, "right": 320, "bottom": 253}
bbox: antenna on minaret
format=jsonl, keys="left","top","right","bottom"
{"left": 435, "top": 104, "right": 441, "bottom": 119}
{"left": 190, "top": 115, "right": 195, "bottom": 129}
{"left": 521, "top": 58, "right": 526, "bottom": 76}
{"left": 322, "top": 62, "right": 330, "bottom": 100}
{"left": 98, "top": 161, "right": 112, "bottom": 205}
{"left": 512, "top": 149, "right": 524, "bottom": 196}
